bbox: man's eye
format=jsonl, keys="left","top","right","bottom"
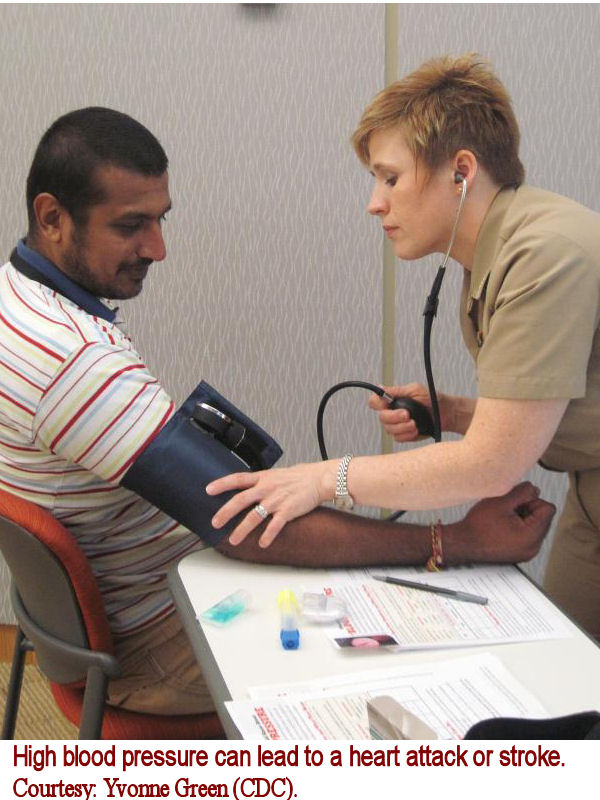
{"left": 385, "top": 176, "right": 397, "bottom": 187}
{"left": 115, "top": 222, "right": 142, "bottom": 233}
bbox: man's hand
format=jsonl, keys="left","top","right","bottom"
{"left": 446, "top": 481, "right": 556, "bottom": 565}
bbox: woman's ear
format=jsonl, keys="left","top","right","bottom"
{"left": 452, "top": 150, "right": 478, "bottom": 191}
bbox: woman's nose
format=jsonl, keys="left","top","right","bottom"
{"left": 367, "top": 185, "right": 387, "bottom": 216}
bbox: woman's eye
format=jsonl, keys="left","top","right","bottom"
{"left": 385, "top": 176, "right": 397, "bottom": 187}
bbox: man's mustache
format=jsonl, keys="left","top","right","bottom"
{"left": 124, "top": 259, "right": 153, "bottom": 270}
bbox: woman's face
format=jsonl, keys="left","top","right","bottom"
{"left": 366, "top": 127, "right": 457, "bottom": 262}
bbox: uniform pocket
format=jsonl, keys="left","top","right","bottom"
{"left": 574, "top": 470, "right": 600, "bottom": 531}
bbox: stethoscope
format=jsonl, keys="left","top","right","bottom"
{"left": 317, "top": 172, "right": 468, "bottom": 519}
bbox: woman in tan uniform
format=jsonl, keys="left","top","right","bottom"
{"left": 207, "top": 54, "right": 600, "bottom": 641}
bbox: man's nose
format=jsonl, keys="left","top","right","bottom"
{"left": 138, "top": 222, "right": 167, "bottom": 262}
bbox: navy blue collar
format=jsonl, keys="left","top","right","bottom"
{"left": 12, "top": 239, "right": 117, "bottom": 323}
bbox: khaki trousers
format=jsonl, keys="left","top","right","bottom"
{"left": 107, "top": 612, "right": 214, "bottom": 715}
{"left": 544, "top": 468, "right": 600, "bottom": 642}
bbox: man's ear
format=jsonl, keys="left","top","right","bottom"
{"left": 32, "top": 193, "right": 71, "bottom": 244}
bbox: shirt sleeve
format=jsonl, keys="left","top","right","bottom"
{"left": 476, "top": 229, "right": 600, "bottom": 400}
{"left": 33, "top": 341, "right": 174, "bottom": 484}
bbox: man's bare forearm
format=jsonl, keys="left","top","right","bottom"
{"left": 215, "top": 482, "right": 552, "bottom": 568}
{"left": 215, "top": 506, "right": 466, "bottom": 567}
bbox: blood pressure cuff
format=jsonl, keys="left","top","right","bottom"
{"left": 121, "top": 380, "right": 283, "bottom": 546}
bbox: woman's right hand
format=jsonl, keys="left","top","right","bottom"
{"left": 368, "top": 382, "right": 457, "bottom": 442}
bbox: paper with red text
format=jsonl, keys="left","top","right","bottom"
{"left": 225, "top": 652, "right": 547, "bottom": 739}
{"left": 319, "top": 564, "right": 571, "bottom": 650}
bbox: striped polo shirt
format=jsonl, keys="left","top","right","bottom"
{"left": 0, "top": 252, "right": 204, "bottom": 637}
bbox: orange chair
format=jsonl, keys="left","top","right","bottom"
{"left": 0, "top": 487, "right": 224, "bottom": 739}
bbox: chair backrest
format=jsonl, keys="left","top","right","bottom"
{"left": 0, "top": 487, "right": 114, "bottom": 682}
{"left": 0, "top": 488, "right": 226, "bottom": 740}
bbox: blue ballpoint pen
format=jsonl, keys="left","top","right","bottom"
{"left": 278, "top": 589, "right": 300, "bottom": 649}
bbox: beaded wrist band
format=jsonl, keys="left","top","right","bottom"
{"left": 426, "top": 519, "right": 444, "bottom": 572}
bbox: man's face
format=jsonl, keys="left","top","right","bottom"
{"left": 59, "top": 165, "right": 171, "bottom": 299}
{"left": 366, "top": 127, "right": 457, "bottom": 262}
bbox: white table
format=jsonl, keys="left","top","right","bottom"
{"left": 169, "top": 549, "right": 600, "bottom": 739}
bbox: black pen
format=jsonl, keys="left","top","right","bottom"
{"left": 372, "top": 574, "right": 488, "bottom": 605}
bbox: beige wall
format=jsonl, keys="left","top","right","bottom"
{"left": 1, "top": 4, "right": 599, "bottom": 619}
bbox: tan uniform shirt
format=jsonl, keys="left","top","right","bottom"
{"left": 460, "top": 185, "right": 600, "bottom": 472}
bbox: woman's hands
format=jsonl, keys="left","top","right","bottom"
{"left": 206, "top": 460, "right": 334, "bottom": 548}
{"left": 368, "top": 383, "right": 473, "bottom": 440}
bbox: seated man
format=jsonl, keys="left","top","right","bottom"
{"left": 0, "top": 107, "right": 555, "bottom": 716}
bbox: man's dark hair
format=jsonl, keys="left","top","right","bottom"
{"left": 26, "top": 107, "right": 168, "bottom": 231}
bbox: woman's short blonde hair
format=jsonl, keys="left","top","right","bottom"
{"left": 352, "top": 53, "right": 524, "bottom": 187}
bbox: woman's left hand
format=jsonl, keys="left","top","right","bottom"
{"left": 206, "top": 461, "right": 332, "bottom": 547}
